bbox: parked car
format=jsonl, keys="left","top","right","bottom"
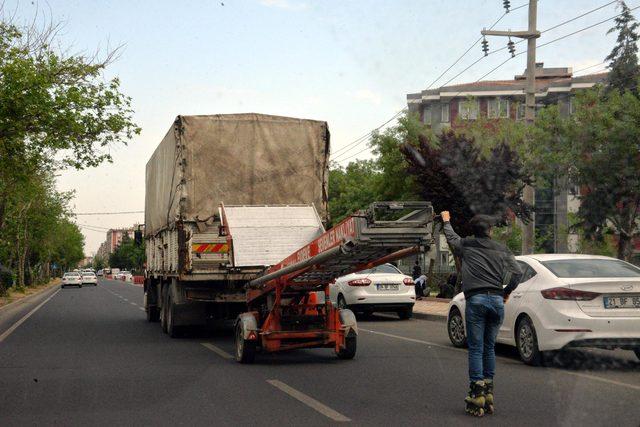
{"left": 62, "top": 272, "right": 83, "bottom": 288}
{"left": 329, "top": 263, "right": 415, "bottom": 319}
{"left": 447, "top": 254, "right": 640, "bottom": 365}
{"left": 119, "top": 270, "right": 133, "bottom": 282}
{"left": 81, "top": 272, "right": 98, "bottom": 286}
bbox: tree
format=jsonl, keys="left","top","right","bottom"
{"left": 400, "top": 130, "right": 532, "bottom": 236}
{"left": 605, "top": 1, "right": 640, "bottom": 95}
{"left": 328, "top": 160, "right": 382, "bottom": 225}
{"left": 0, "top": 19, "right": 140, "bottom": 230}
{"left": 109, "top": 235, "right": 145, "bottom": 273}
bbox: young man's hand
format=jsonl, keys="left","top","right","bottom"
{"left": 441, "top": 211, "right": 451, "bottom": 222}
{"left": 503, "top": 294, "right": 510, "bottom": 304}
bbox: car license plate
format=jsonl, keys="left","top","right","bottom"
{"left": 377, "top": 284, "right": 399, "bottom": 291}
{"left": 603, "top": 295, "right": 640, "bottom": 309}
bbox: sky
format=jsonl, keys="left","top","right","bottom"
{"left": 5, "top": 0, "right": 630, "bottom": 255}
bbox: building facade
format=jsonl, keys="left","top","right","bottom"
{"left": 406, "top": 63, "right": 607, "bottom": 256}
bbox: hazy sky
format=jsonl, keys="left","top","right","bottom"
{"left": 6, "top": 0, "right": 628, "bottom": 254}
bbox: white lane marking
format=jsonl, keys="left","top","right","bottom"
{"left": 267, "top": 379, "right": 351, "bottom": 422}
{"left": 201, "top": 342, "right": 234, "bottom": 360}
{"left": 361, "top": 329, "right": 640, "bottom": 392}
{"left": 0, "top": 289, "right": 60, "bottom": 343}
{"left": 130, "top": 302, "right": 137, "bottom": 306}
{"left": 138, "top": 307, "right": 145, "bottom": 311}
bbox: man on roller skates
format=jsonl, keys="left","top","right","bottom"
{"left": 441, "top": 211, "right": 522, "bottom": 417}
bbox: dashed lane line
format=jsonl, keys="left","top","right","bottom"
{"left": 0, "top": 289, "right": 60, "bottom": 343}
{"left": 201, "top": 342, "right": 234, "bottom": 360}
{"left": 360, "top": 328, "right": 640, "bottom": 392}
{"left": 267, "top": 379, "right": 351, "bottom": 422}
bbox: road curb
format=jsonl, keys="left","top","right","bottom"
{"left": 0, "top": 280, "right": 61, "bottom": 314}
{"left": 412, "top": 312, "right": 447, "bottom": 323}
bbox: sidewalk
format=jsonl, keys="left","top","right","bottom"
{"left": 413, "top": 297, "right": 451, "bottom": 322}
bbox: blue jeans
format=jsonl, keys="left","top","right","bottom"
{"left": 465, "top": 293, "right": 504, "bottom": 383}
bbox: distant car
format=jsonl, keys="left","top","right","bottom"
{"left": 96, "top": 269, "right": 103, "bottom": 277}
{"left": 81, "top": 272, "right": 98, "bottom": 286}
{"left": 119, "top": 271, "right": 133, "bottom": 282}
{"left": 329, "top": 263, "right": 415, "bottom": 319}
{"left": 447, "top": 254, "right": 640, "bottom": 365}
{"left": 62, "top": 272, "right": 83, "bottom": 288}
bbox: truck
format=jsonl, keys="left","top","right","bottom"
{"left": 144, "top": 114, "right": 331, "bottom": 336}
{"left": 144, "top": 114, "right": 434, "bottom": 362}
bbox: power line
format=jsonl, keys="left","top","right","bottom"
{"left": 331, "top": 2, "right": 531, "bottom": 160}
{"left": 74, "top": 210, "right": 144, "bottom": 216}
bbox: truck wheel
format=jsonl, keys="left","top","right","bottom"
{"left": 336, "top": 335, "right": 357, "bottom": 360}
{"left": 235, "top": 322, "right": 256, "bottom": 364}
{"left": 160, "top": 285, "right": 168, "bottom": 334}
{"left": 166, "top": 292, "right": 183, "bottom": 338}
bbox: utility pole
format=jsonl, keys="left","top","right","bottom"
{"left": 481, "top": 0, "right": 539, "bottom": 254}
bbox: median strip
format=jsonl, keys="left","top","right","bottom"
{"left": 267, "top": 379, "right": 351, "bottom": 422}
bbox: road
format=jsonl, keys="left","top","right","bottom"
{"left": 0, "top": 278, "right": 639, "bottom": 426}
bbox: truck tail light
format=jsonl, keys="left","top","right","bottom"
{"left": 541, "top": 287, "right": 600, "bottom": 301}
{"left": 403, "top": 278, "right": 414, "bottom": 286}
{"left": 348, "top": 278, "right": 371, "bottom": 287}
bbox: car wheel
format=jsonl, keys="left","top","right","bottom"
{"left": 337, "top": 295, "right": 348, "bottom": 310}
{"left": 336, "top": 335, "right": 357, "bottom": 360}
{"left": 235, "top": 321, "right": 257, "bottom": 364}
{"left": 79, "top": 284, "right": 83, "bottom": 288}
{"left": 516, "top": 315, "right": 543, "bottom": 366}
{"left": 633, "top": 348, "right": 640, "bottom": 361}
{"left": 397, "top": 307, "right": 413, "bottom": 320}
{"left": 447, "top": 307, "right": 467, "bottom": 348}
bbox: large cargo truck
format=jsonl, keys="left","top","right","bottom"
{"left": 144, "top": 114, "right": 330, "bottom": 336}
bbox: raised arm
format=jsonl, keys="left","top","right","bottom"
{"left": 441, "top": 211, "right": 462, "bottom": 255}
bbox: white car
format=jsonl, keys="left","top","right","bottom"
{"left": 447, "top": 254, "right": 640, "bottom": 365}
{"left": 117, "top": 270, "right": 133, "bottom": 282}
{"left": 62, "top": 272, "right": 83, "bottom": 288}
{"left": 329, "top": 263, "right": 416, "bottom": 319}
{"left": 81, "top": 272, "right": 98, "bottom": 286}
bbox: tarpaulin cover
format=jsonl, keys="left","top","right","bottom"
{"left": 145, "top": 114, "right": 330, "bottom": 236}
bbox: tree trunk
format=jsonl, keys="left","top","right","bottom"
{"left": 616, "top": 232, "right": 633, "bottom": 261}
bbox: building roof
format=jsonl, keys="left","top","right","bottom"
{"left": 407, "top": 63, "right": 609, "bottom": 103}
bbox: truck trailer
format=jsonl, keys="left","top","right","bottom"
{"left": 144, "top": 114, "right": 331, "bottom": 335}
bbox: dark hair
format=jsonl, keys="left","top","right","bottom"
{"left": 469, "top": 214, "right": 494, "bottom": 238}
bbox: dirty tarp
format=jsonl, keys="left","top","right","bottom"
{"left": 145, "top": 114, "right": 330, "bottom": 236}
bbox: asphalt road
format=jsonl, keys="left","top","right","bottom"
{"left": 0, "top": 278, "right": 639, "bottom": 426}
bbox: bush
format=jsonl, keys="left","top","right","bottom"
{"left": 0, "top": 264, "right": 14, "bottom": 297}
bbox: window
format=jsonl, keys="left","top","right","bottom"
{"left": 358, "top": 264, "right": 401, "bottom": 275}
{"left": 458, "top": 99, "right": 479, "bottom": 120}
{"left": 488, "top": 98, "right": 509, "bottom": 118}
{"left": 516, "top": 261, "right": 537, "bottom": 283}
{"left": 569, "top": 97, "right": 575, "bottom": 115}
{"left": 515, "top": 102, "right": 525, "bottom": 120}
{"left": 423, "top": 105, "right": 432, "bottom": 125}
{"left": 441, "top": 102, "right": 450, "bottom": 122}
{"left": 541, "top": 259, "right": 640, "bottom": 278}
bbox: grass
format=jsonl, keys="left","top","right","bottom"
{"left": 0, "top": 278, "right": 61, "bottom": 309}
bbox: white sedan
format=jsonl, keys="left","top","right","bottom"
{"left": 447, "top": 254, "right": 640, "bottom": 365}
{"left": 329, "top": 263, "right": 416, "bottom": 319}
{"left": 62, "top": 272, "right": 83, "bottom": 288}
{"left": 81, "top": 272, "right": 98, "bottom": 286}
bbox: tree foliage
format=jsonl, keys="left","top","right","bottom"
{"left": 0, "top": 15, "right": 139, "bottom": 287}
{"left": 109, "top": 235, "right": 145, "bottom": 273}
{"left": 605, "top": 1, "right": 640, "bottom": 95}
{"left": 400, "top": 130, "right": 532, "bottom": 236}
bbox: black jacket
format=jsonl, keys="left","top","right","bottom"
{"left": 443, "top": 222, "right": 522, "bottom": 299}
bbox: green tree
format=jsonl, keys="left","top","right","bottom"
{"left": 605, "top": 1, "right": 640, "bottom": 95}
{"left": 328, "top": 160, "right": 382, "bottom": 225}
{"left": 0, "top": 19, "right": 140, "bottom": 230}
{"left": 109, "top": 235, "right": 145, "bottom": 273}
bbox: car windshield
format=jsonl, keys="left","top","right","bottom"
{"left": 65, "top": 273, "right": 79, "bottom": 277}
{"left": 357, "top": 264, "right": 401, "bottom": 275}
{"left": 541, "top": 259, "right": 640, "bottom": 278}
